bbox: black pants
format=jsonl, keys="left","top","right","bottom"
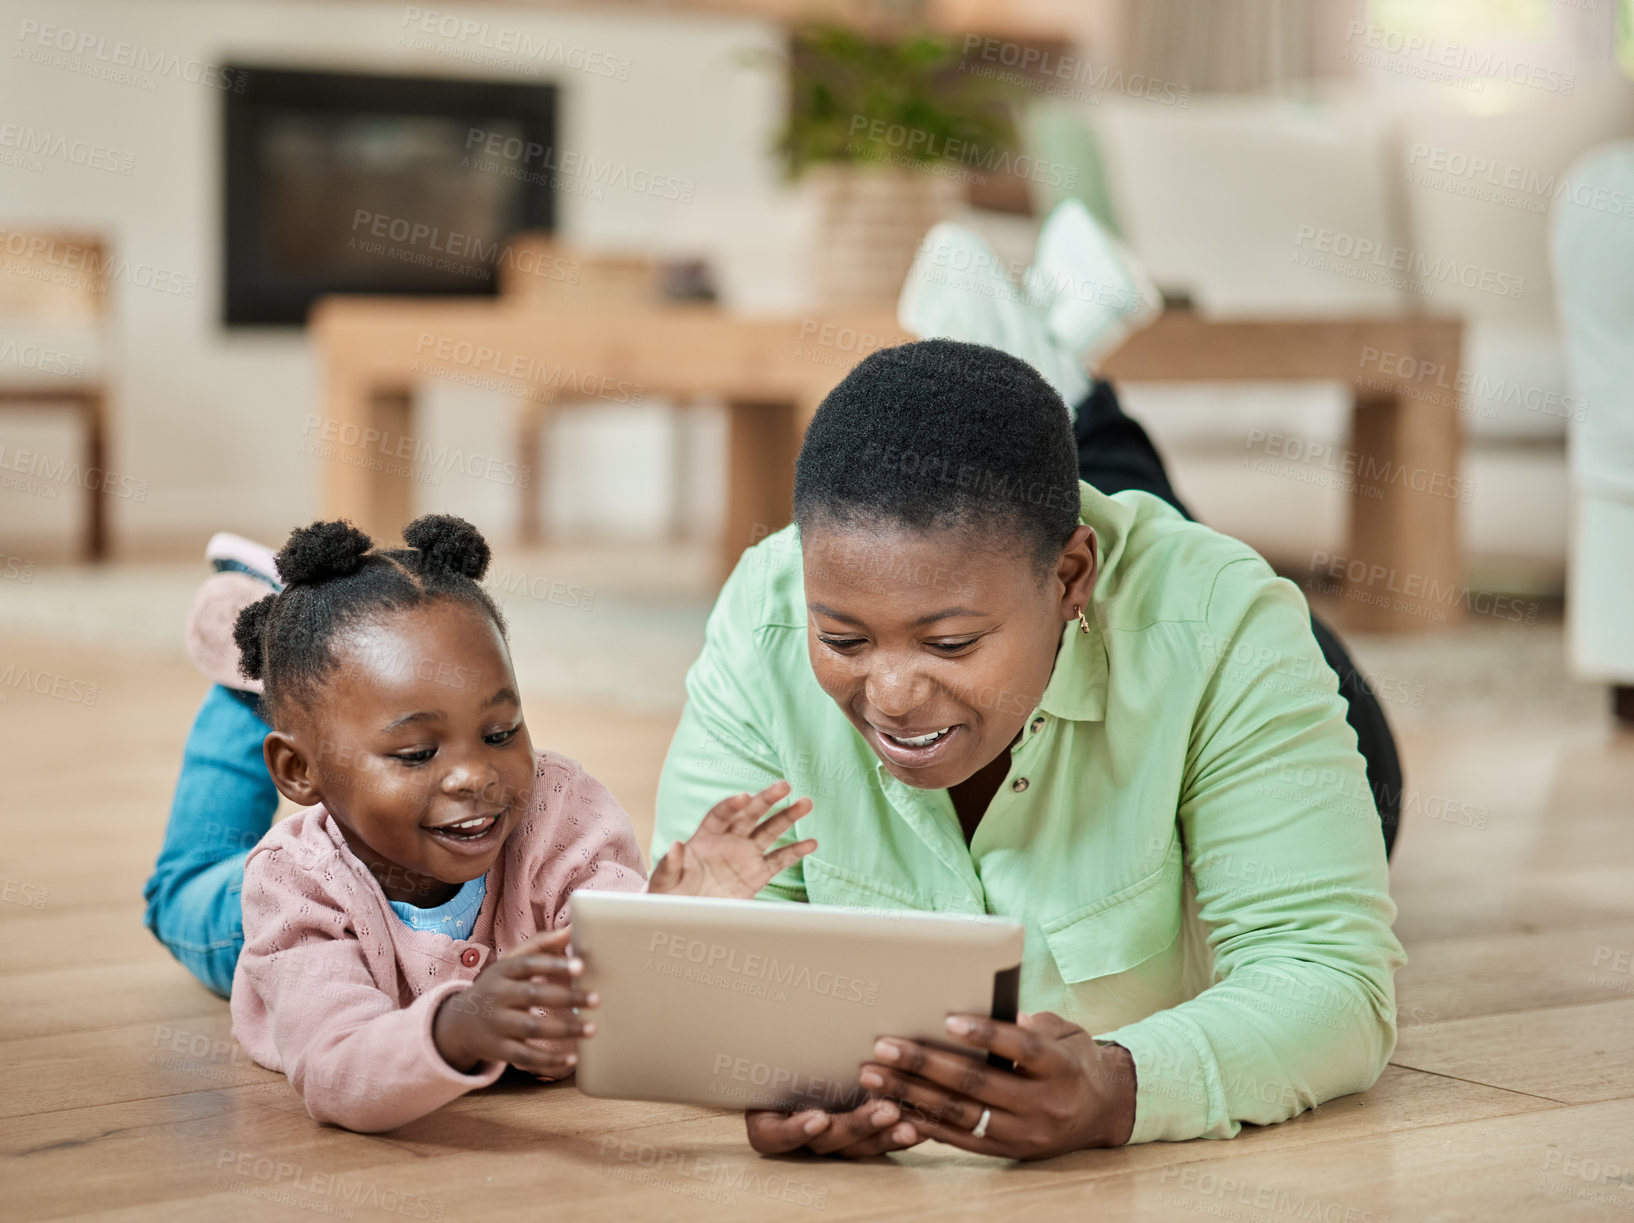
{"left": 1074, "top": 381, "right": 1401, "bottom": 858}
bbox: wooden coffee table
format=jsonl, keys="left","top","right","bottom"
{"left": 309, "top": 299, "right": 1461, "bottom": 632}
{"left": 1101, "top": 311, "right": 1465, "bottom": 632}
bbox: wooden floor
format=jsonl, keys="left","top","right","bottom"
{"left": 3, "top": 630, "right": 1633, "bottom": 1222}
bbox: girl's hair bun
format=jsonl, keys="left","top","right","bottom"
{"left": 275, "top": 520, "right": 374, "bottom": 586}
{"left": 232, "top": 592, "right": 277, "bottom": 682}
{"left": 403, "top": 514, "right": 491, "bottom": 581}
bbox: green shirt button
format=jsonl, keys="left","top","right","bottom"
{"left": 1011, "top": 777, "right": 1029, "bottom": 793}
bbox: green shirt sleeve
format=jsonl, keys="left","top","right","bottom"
{"left": 653, "top": 543, "right": 808, "bottom": 903}
{"left": 1100, "top": 558, "right": 1405, "bottom": 1142}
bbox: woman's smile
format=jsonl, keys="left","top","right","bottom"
{"left": 867, "top": 720, "right": 965, "bottom": 768}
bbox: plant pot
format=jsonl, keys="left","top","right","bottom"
{"left": 805, "top": 163, "right": 964, "bottom": 309}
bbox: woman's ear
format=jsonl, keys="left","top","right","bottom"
{"left": 1056, "top": 525, "right": 1098, "bottom": 617}
{"left": 263, "top": 731, "right": 322, "bottom": 808}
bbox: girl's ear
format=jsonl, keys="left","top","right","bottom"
{"left": 264, "top": 731, "right": 321, "bottom": 808}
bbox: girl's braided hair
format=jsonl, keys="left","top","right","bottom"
{"left": 234, "top": 514, "right": 505, "bottom": 719}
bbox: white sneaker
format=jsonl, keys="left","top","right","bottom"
{"left": 897, "top": 200, "right": 1161, "bottom": 412}
{"left": 1025, "top": 198, "right": 1162, "bottom": 374}
{"left": 898, "top": 222, "right": 1092, "bottom": 410}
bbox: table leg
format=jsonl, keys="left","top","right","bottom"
{"left": 83, "top": 389, "right": 107, "bottom": 561}
{"left": 323, "top": 378, "right": 416, "bottom": 545}
{"left": 667, "top": 399, "right": 694, "bottom": 545}
{"left": 516, "top": 401, "right": 550, "bottom": 546}
{"left": 722, "top": 399, "right": 799, "bottom": 584}
{"left": 1342, "top": 386, "right": 1464, "bottom": 632}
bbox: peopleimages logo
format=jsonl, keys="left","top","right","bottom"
{"left": 0, "top": 229, "right": 198, "bottom": 299}
{"left": 1243, "top": 428, "right": 1473, "bottom": 504}
{"left": 1357, "top": 346, "right": 1587, "bottom": 424}
{"left": 14, "top": 20, "right": 249, "bottom": 92}
{"left": 0, "top": 338, "right": 85, "bottom": 378}
{"left": 348, "top": 209, "right": 581, "bottom": 284}
{"left": 299, "top": 414, "right": 529, "bottom": 489}
{"left": 463, "top": 128, "right": 695, "bottom": 202}
{"left": 409, "top": 334, "right": 644, "bottom": 407}
{"left": 707, "top": 1054, "right": 860, "bottom": 1109}
{"left": 0, "top": 665, "right": 99, "bottom": 706}
{"left": 214, "top": 1149, "right": 441, "bottom": 1219}
{"left": 0, "top": 443, "right": 148, "bottom": 503}
{"left": 1157, "top": 1164, "right": 1391, "bottom": 1222}
{"left": 596, "top": 1136, "right": 829, "bottom": 1209}
{"left": 959, "top": 34, "right": 1191, "bottom": 108}
{"left": 1291, "top": 225, "right": 1524, "bottom": 299}
{"left": 845, "top": 115, "right": 1078, "bottom": 189}
{"left": 398, "top": 7, "right": 632, "bottom": 81}
{"left": 0, "top": 123, "right": 134, "bottom": 174}
{"left": 1342, "top": 20, "right": 1575, "bottom": 94}
{"left": 1404, "top": 141, "right": 1634, "bottom": 230}
{"left": 1, "top": 878, "right": 48, "bottom": 910}
{"left": 647, "top": 931, "right": 879, "bottom": 1006}
{"left": 1306, "top": 551, "right": 1539, "bottom": 625}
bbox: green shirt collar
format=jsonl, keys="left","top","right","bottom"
{"left": 1038, "top": 612, "right": 1109, "bottom": 722}
{"left": 1036, "top": 481, "right": 1134, "bottom": 724}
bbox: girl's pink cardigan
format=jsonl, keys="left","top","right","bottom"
{"left": 229, "top": 750, "right": 647, "bottom": 1131}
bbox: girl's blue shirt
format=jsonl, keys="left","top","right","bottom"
{"left": 387, "top": 875, "right": 487, "bottom": 941}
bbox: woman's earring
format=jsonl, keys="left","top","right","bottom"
{"left": 1073, "top": 604, "right": 1092, "bottom": 635}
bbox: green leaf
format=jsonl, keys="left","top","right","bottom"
{"left": 768, "top": 20, "right": 1025, "bottom": 180}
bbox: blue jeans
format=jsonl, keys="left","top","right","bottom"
{"left": 143, "top": 685, "right": 277, "bottom": 995}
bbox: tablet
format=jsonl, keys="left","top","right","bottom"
{"left": 568, "top": 890, "right": 1024, "bottom": 1112}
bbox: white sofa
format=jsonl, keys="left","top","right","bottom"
{"left": 1024, "top": 81, "right": 1634, "bottom": 582}
{"left": 1550, "top": 140, "right": 1634, "bottom": 711}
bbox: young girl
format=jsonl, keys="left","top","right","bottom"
{"left": 144, "top": 513, "right": 814, "bottom": 1132}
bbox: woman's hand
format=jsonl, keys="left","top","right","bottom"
{"left": 647, "top": 780, "right": 817, "bottom": 900}
{"left": 745, "top": 1098, "right": 924, "bottom": 1159}
{"left": 432, "top": 928, "right": 596, "bottom": 1078}
{"left": 857, "top": 1011, "right": 1137, "bottom": 1160}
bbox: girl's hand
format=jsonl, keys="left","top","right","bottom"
{"left": 432, "top": 928, "right": 597, "bottom": 1078}
{"left": 856, "top": 1011, "right": 1137, "bottom": 1160}
{"left": 647, "top": 780, "right": 817, "bottom": 900}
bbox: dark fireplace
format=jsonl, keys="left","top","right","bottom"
{"left": 223, "top": 66, "right": 556, "bottom": 325}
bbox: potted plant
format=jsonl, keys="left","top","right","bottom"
{"left": 774, "top": 23, "right": 1018, "bottom": 308}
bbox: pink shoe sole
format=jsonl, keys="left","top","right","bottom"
{"left": 185, "top": 571, "right": 271, "bottom": 693}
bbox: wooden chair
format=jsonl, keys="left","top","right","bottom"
{"left": 0, "top": 232, "right": 113, "bottom": 559}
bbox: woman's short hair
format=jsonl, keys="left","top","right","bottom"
{"left": 792, "top": 338, "right": 1081, "bottom": 572}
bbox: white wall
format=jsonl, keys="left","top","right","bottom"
{"left": 0, "top": 0, "right": 794, "bottom": 547}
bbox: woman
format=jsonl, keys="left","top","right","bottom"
{"left": 652, "top": 337, "right": 1405, "bottom": 1160}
